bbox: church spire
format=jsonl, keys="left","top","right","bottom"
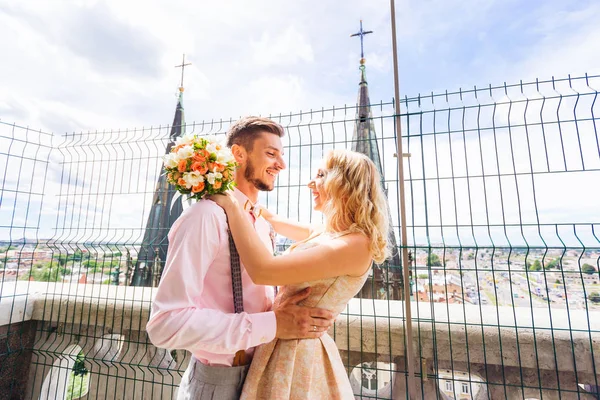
{"left": 130, "top": 55, "right": 190, "bottom": 287}
{"left": 350, "top": 21, "right": 383, "bottom": 177}
{"left": 350, "top": 22, "right": 403, "bottom": 300}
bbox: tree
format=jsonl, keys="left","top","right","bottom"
{"left": 528, "top": 260, "right": 542, "bottom": 272}
{"left": 427, "top": 253, "right": 442, "bottom": 267}
{"left": 68, "top": 249, "right": 84, "bottom": 262}
{"left": 53, "top": 254, "right": 68, "bottom": 266}
{"left": 582, "top": 264, "right": 597, "bottom": 275}
{"left": 589, "top": 292, "right": 600, "bottom": 303}
{"left": 417, "top": 274, "right": 429, "bottom": 280}
{"left": 545, "top": 258, "right": 560, "bottom": 270}
{"left": 21, "top": 261, "right": 69, "bottom": 282}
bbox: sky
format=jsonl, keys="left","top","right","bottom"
{"left": 2, "top": 0, "right": 599, "bottom": 132}
{"left": 1, "top": 0, "right": 599, "bottom": 247}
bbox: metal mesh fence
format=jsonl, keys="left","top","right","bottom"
{"left": 1, "top": 73, "right": 599, "bottom": 399}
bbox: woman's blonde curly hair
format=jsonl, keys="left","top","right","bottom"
{"left": 321, "top": 149, "right": 392, "bottom": 264}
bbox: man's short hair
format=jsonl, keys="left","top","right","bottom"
{"left": 225, "top": 116, "right": 285, "bottom": 151}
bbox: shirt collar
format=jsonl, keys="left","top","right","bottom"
{"left": 233, "top": 188, "right": 262, "bottom": 218}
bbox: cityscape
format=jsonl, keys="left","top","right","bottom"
{"left": 3, "top": 239, "right": 598, "bottom": 311}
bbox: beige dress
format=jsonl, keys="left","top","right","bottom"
{"left": 240, "top": 232, "right": 370, "bottom": 400}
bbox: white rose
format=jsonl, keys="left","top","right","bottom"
{"left": 182, "top": 171, "right": 204, "bottom": 188}
{"left": 206, "top": 172, "right": 216, "bottom": 185}
{"left": 176, "top": 145, "right": 194, "bottom": 160}
{"left": 206, "top": 142, "right": 218, "bottom": 154}
{"left": 175, "top": 133, "right": 195, "bottom": 147}
{"left": 216, "top": 150, "right": 234, "bottom": 164}
{"left": 163, "top": 153, "right": 179, "bottom": 168}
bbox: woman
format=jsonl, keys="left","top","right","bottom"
{"left": 210, "top": 149, "right": 391, "bottom": 399}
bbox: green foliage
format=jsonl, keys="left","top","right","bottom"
{"left": 427, "top": 253, "right": 442, "bottom": 267}
{"left": 67, "top": 249, "right": 84, "bottom": 262}
{"left": 545, "top": 258, "right": 560, "bottom": 269}
{"left": 67, "top": 351, "right": 89, "bottom": 400}
{"left": 528, "top": 260, "right": 542, "bottom": 271}
{"left": 417, "top": 274, "right": 429, "bottom": 279}
{"left": 20, "top": 261, "right": 69, "bottom": 282}
{"left": 582, "top": 264, "right": 597, "bottom": 275}
{"left": 589, "top": 292, "right": 600, "bottom": 303}
{"left": 84, "top": 259, "right": 119, "bottom": 274}
{"left": 53, "top": 254, "right": 68, "bottom": 266}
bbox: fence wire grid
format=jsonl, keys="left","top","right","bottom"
{"left": 0, "top": 73, "right": 599, "bottom": 399}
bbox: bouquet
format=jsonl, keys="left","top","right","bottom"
{"left": 163, "top": 134, "right": 237, "bottom": 201}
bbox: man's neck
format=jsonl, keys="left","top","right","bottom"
{"left": 234, "top": 176, "right": 259, "bottom": 204}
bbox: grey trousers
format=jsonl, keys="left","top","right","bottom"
{"left": 176, "top": 358, "right": 250, "bottom": 400}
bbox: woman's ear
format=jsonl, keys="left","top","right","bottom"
{"left": 231, "top": 144, "right": 246, "bottom": 165}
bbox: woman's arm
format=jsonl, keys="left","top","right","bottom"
{"left": 223, "top": 202, "right": 372, "bottom": 286}
{"left": 259, "top": 206, "right": 315, "bottom": 242}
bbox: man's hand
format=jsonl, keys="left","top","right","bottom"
{"left": 273, "top": 287, "right": 335, "bottom": 339}
{"left": 207, "top": 191, "right": 239, "bottom": 213}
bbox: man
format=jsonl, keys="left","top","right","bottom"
{"left": 146, "top": 117, "right": 334, "bottom": 399}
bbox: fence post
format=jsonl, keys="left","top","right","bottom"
{"left": 389, "top": 0, "right": 417, "bottom": 398}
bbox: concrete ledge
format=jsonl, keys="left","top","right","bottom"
{"left": 2, "top": 282, "right": 600, "bottom": 399}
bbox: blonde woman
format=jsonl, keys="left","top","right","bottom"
{"left": 210, "top": 149, "right": 391, "bottom": 399}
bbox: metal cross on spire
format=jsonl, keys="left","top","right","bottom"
{"left": 350, "top": 20, "right": 373, "bottom": 60}
{"left": 175, "top": 54, "right": 192, "bottom": 92}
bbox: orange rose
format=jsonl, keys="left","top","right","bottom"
{"left": 207, "top": 162, "right": 215, "bottom": 171}
{"left": 199, "top": 164, "right": 209, "bottom": 175}
{"left": 178, "top": 159, "right": 188, "bottom": 173}
{"left": 173, "top": 172, "right": 181, "bottom": 180}
{"left": 215, "top": 163, "right": 225, "bottom": 172}
{"left": 202, "top": 149, "right": 210, "bottom": 158}
{"left": 192, "top": 182, "right": 205, "bottom": 193}
{"left": 222, "top": 170, "right": 230, "bottom": 180}
{"left": 191, "top": 161, "right": 204, "bottom": 172}
{"left": 213, "top": 180, "right": 222, "bottom": 189}
{"left": 192, "top": 153, "right": 206, "bottom": 163}
{"left": 177, "top": 178, "right": 187, "bottom": 187}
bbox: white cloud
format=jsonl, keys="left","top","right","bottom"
{"left": 252, "top": 26, "right": 314, "bottom": 67}
{"left": 2, "top": 0, "right": 599, "bottom": 248}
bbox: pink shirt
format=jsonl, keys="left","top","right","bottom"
{"left": 146, "top": 189, "right": 277, "bottom": 366}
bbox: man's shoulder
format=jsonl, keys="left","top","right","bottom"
{"left": 174, "top": 200, "right": 227, "bottom": 227}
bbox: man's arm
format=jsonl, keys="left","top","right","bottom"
{"left": 146, "top": 202, "right": 276, "bottom": 354}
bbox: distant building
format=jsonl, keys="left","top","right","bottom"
{"left": 130, "top": 83, "right": 187, "bottom": 287}
{"left": 438, "top": 369, "right": 484, "bottom": 399}
{"left": 349, "top": 22, "right": 403, "bottom": 300}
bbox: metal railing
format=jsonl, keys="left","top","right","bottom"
{"left": 1, "top": 73, "right": 599, "bottom": 399}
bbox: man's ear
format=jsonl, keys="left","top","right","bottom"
{"left": 231, "top": 144, "right": 246, "bottom": 165}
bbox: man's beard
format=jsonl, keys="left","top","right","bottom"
{"left": 244, "top": 159, "right": 274, "bottom": 191}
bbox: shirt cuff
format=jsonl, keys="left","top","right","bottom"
{"left": 249, "top": 311, "right": 277, "bottom": 346}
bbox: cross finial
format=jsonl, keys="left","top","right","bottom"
{"left": 175, "top": 54, "right": 192, "bottom": 92}
{"left": 350, "top": 20, "right": 373, "bottom": 61}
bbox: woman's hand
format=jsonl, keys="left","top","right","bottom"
{"left": 207, "top": 192, "right": 239, "bottom": 213}
{"left": 257, "top": 205, "right": 274, "bottom": 221}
